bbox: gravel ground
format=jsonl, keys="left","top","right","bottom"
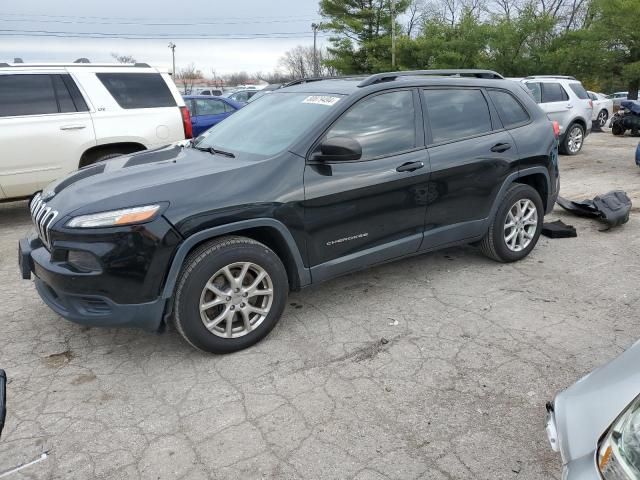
{"left": 0, "top": 132, "right": 639, "bottom": 480}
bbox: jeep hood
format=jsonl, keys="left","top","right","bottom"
{"left": 43, "top": 145, "right": 260, "bottom": 218}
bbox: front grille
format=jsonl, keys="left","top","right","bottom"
{"left": 30, "top": 193, "right": 59, "bottom": 247}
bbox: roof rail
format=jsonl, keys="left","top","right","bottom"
{"left": 0, "top": 62, "right": 152, "bottom": 68}
{"left": 283, "top": 75, "right": 366, "bottom": 88}
{"left": 358, "top": 69, "right": 504, "bottom": 87}
{"left": 524, "top": 75, "right": 577, "bottom": 80}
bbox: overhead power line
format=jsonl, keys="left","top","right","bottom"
{"left": 0, "top": 17, "right": 322, "bottom": 26}
{"left": 0, "top": 12, "right": 320, "bottom": 22}
{"left": 0, "top": 29, "right": 331, "bottom": 40}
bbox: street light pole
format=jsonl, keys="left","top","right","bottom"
{"left": 168, "top": 42, "right": 176, "bottom": 76}
{"left": 391, "top": 0, "right": 396, "bottom": 69}
{"left": 311, "top": 23, "right": 319, "bottom": 77}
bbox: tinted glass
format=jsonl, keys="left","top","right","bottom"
{"left": 424, "top": 89, "right": 492, "bottom": 143}
{"left": 588, "top": 92, "right": 598, "bottom": 100}
{"left": 96, "top": 73, "right": 176, "bottom": 109}
{"left": 223, "top": 102, "right": 236, "bottom": 113}
{"left": 0, "top": 74, "right": 58, "bottom": 117}
{"left": 200, "top": 90, "right": 210, "bottom": 95}
{"left": 488, "top": 90, "right": 529, "bottom": 128}
{"left": 232, "top": 91, "right": 250, "bottom": 102}
{"left": 52, "top": 75, "right": 76, "bottom": 113}
{"left": 195, "top": 99, "right": 225, "bottom": 115}
{"left": 61, "top": 74, "right": 89, "bottom": 112}
{"left": 569, "top": 83, "right": 589, "bottom": 100}
{"left": 325, "top": 90, "right": 415, "bottom": 159}
{"left": 525, "top": 82, "right": 542, "bottom": 103}
{"left": 196, "top": 92, "right": 344, "bottom": 156}
{"left": 542, "top": 83, "right": 569, "bottom": 103}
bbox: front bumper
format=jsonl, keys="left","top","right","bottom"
{"left": 19, "top": 218, "right": 180, "bottom": 331}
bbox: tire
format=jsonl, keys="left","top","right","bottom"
{"left": 174, "top": 236, "right": 288, "bottom": 354}
{"left": 480, "top": 184, "right": 544, "bottom": 263}
{"left": 559, "top": 123, "right": 585, "bottom": 155}
{"left": 597, "top": 109, "right": 608, "bottom": 128}
{"left": 611, "top": 122, "right": 625, "bottom": 136}
{"left": 94, "top": 152, "right": 124, "bottom": 163}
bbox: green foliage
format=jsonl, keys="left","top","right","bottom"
{"left": 319, "top": 0, "right": 640, "bottom": 96}
{"left": 319, "top": 0, "right": 410, "bottom": 73}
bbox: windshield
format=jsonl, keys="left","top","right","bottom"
{"left": 195, "top": 92, "right": 345, "bottom": 156}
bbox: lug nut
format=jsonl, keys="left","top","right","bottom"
{"left": 235, "top": 288, "right": 240, "bottom": 293}
{"left": 240, "top": 303, "right": 245, "bottom": 308}
{"left": 226, "top": 296, "right": 232, "bottom": 301}
{"left": 242, "top": 292, "right": 248, "bottom": 297}
{"left": 230, "top": 305, "right": 235, "bottom": 310}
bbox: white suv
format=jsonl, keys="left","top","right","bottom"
{"left": 0, "top": 62, "right": 191, "bottom": 201}
{"left": 519, "top": 76, "right": 593, "bottom": 155}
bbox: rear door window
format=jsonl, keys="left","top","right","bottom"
{"left": 0, "top": 74, "right": 58, "bottom": 117}
{"left": 96, "top": 73, "right": 176, "bottom": 109}
{"left": 194, "top": 99, "right": 225, "bottom": 115}
{"left": 541, "top": 83, "right": 569, "bottom": 103}
{"left": 488, "top": 90, "right": 530, "bottom": 128}
{"left": 325, "top": 90, "right": 416, "bottom": 160}
{"left": 423, "top": 89, "right": 492, "bottom": 143}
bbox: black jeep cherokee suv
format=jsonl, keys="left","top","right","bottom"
{"left": 19, "top": 70, "right": 559, "bottom": 354}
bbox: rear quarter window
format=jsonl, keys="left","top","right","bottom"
{"left": 96, "top": 73, "right": 176, "bottom": 109}
{"left": 568, "top": 83, "right": 589, "bottom": 100}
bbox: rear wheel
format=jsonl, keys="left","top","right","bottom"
{"left": 480, "top": 184, "right": 543, "bottom": 263}
{"left": 597, "top": 109, "right": 608, "bottom": 128}
{"left": 560, "top": 123, "right": 584, "bottom": 155}
{"left": 174, "top": 236, "right": 288, "bottom": 354}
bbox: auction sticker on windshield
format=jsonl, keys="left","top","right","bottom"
{"left": 303, "top": 96, "right": 341, "bottom": 106}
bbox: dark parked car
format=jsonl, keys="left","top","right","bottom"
{"left": 183, "top": 95, "right": 243, "bottom": 137}
{"left": 19, "top": 69, "right": 559, "bottom": 354}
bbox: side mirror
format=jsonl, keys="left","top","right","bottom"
{"left": 0, "top": 369, "right": 6, "bottom": 438}
{"left": 314, "top": 136, "right": 362, "bottom": 162}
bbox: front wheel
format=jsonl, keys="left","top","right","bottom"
{"left": 174, "top": 236, "right": 288, "bottom": 354}
{"left": 480, "top": 184, "right": 544, "bottom": 263}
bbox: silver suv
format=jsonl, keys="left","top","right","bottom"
{"left": 520, "top": 76, "right": 593, "bottom": 155}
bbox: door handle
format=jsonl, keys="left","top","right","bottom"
{"left": 396, "top": 161, "right": 424, "bottom": 173}
{"left": 490, "top": 143, "right": 511, "bottom": 153}
{"left": 566, "top": 104, "right": 573, "bottom": 109}
{"left": 60, "top": 125, "right": 86, "bottom": 131}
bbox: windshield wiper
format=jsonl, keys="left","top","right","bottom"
{"left": 192, "top": 144, "right": 235, "bottom": 158}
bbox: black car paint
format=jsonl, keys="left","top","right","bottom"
{"left": 21, "top": 76, "right": 559, "bottom": 331}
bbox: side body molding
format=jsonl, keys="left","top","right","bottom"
{"left": 161, "top": 218, "right": 311, "bottom": 299}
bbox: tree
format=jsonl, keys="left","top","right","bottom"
{"left": 175, "top": 63, "right": 202, "bottom": 95}
{"left": 279, "top": 45, "right": 337, "bottom": 79}
{"left": 111, "top": 52, "right": 136, "bottom": 64}
{"left": 319, "top": 0, "right": 411, "bottom": 73}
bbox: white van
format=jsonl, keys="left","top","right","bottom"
{"left": 0, "top": 62, "right": 191, "bottom": 201}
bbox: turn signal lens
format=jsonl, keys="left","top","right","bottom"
{"left": 67, "top": 205, "right": 161, "bottom": 228}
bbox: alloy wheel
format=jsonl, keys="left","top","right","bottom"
{"left": 598, "top": 110, "right": 608, "bottom": 128}
{"left": 503, "top": 199, "right": 538, "bottom": 252}
{"left": 199, "top": 262, "right": 274, "bottom": 338}
{"left": 567, "top": 126, "right": 583, "bottom": 154}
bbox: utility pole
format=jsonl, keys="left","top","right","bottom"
{"left": 311, "top": 23, "right": 319, "bottom": 77}
{"left": 391, "top": 0, "right": 396, "bottom": 69}
{"left": 168, "top": 42, "right": 176, "bottom": 77}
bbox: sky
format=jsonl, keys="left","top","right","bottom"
{"left": 0, "top": 0, "right": 327, "bottom": 75}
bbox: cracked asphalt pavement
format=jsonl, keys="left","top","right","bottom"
{"left": 1, "top": 133, "right": 639, "bottom": 480}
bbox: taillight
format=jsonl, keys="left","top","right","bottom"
{"left": 552, "top": 121, "right": 560, "bottom": 138}
{"left": 180, "top": 106, "right": 193, "bottom": 139}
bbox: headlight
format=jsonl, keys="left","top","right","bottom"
{"left": 66, "top": 205, "right": 161, "bottom": 228}
{"left": 599, "top": 395, "right": 640, "bottom": 479}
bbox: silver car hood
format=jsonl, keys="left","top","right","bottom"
{"left": 555, "top": 338, "right": 640, "bottom": 465}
